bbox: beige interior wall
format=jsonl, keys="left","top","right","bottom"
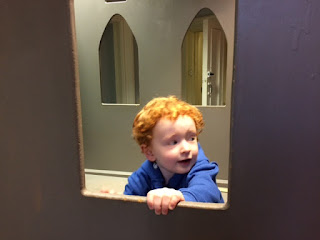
{"left": 74, "top": 0, "right": 235, "bottom": 181}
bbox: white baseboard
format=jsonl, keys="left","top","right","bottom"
{"left": 85, "top": 168, "right": 228, "bottom": 190}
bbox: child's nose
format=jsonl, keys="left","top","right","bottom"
{"left": 181, "top": 140, "right": 191, "bottom": 153}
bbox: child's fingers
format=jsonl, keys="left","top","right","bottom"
{"left": 161, "top": 195, "right": 171, "bottom": 215}
{"left": 146, "top": 192, "right": 155, "bottom": 210}
{"left": 100, "top": 188, "right": 122, "bottom": 195}
{"left": 168, "top": 195, "right": 179, "bottom": 210}
{"left": 108, "top": 189, "right": 116, "bottom": 194}
{"left": 147, "top": 188, "right": 185, "bottom": 215}
{"left": 169, "top": 193, "right": 185, "bottom": 210}
{"left": 147, "top": 191, "right": 162, "bottom": 212}
{"left": 100, "top": 187, "right": 111, "bottom": 193}
{"left": 153, "top": 195, "right": 162, "bottom": 215}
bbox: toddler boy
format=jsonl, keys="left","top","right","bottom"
{"left": 124, "top": 96, "right": 224, "bottom": 215}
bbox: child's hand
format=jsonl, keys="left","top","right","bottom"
{"left": 100, "top": 187, "right": 122, "bottom": 195}
{"left": 147, "top": 188, "right": 185, "bottom": 215}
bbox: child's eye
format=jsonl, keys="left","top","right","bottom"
{"left": 169, "top": 140, "right": 178, "bottom": 145}
{"left": 189, "top": 136, "right": 197, "bottom": 141}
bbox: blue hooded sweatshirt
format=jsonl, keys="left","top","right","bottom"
{"left": 124, "top": 143, "right": 224, "bottom": 203}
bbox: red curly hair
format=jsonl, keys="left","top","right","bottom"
{"left": 132, "top": 96, "right": 204, "bottom": 146}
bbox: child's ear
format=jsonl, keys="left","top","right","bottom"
{"left": 140, "top": 144, "right": 156, "bottom": 162}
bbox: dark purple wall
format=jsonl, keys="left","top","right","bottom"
{"left": 1, "top": 0, "right": 320, "bottom": 239}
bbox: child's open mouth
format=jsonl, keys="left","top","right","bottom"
{"left": 179, "top": 159, "right": 191, "bottom": 165}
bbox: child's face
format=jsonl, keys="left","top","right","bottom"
{"left": 144, "top": 115, "right": 199, "bottom": 183}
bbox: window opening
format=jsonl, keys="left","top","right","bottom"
{"left": 99, "top": 14, "right": 139, "bottom": 104}
{"left": 182, "top": 8, "right": 227, "bottom": 106}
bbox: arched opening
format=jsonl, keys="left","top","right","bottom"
{"left": 99, "top": 14, "right": 139, "bottom": 104}
{"left": 182, "top": 8, "right": 227, "bottom": 106}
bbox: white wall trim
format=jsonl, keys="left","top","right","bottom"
{"left": 85, "top": 168, "right": 228, "bottom": 185}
